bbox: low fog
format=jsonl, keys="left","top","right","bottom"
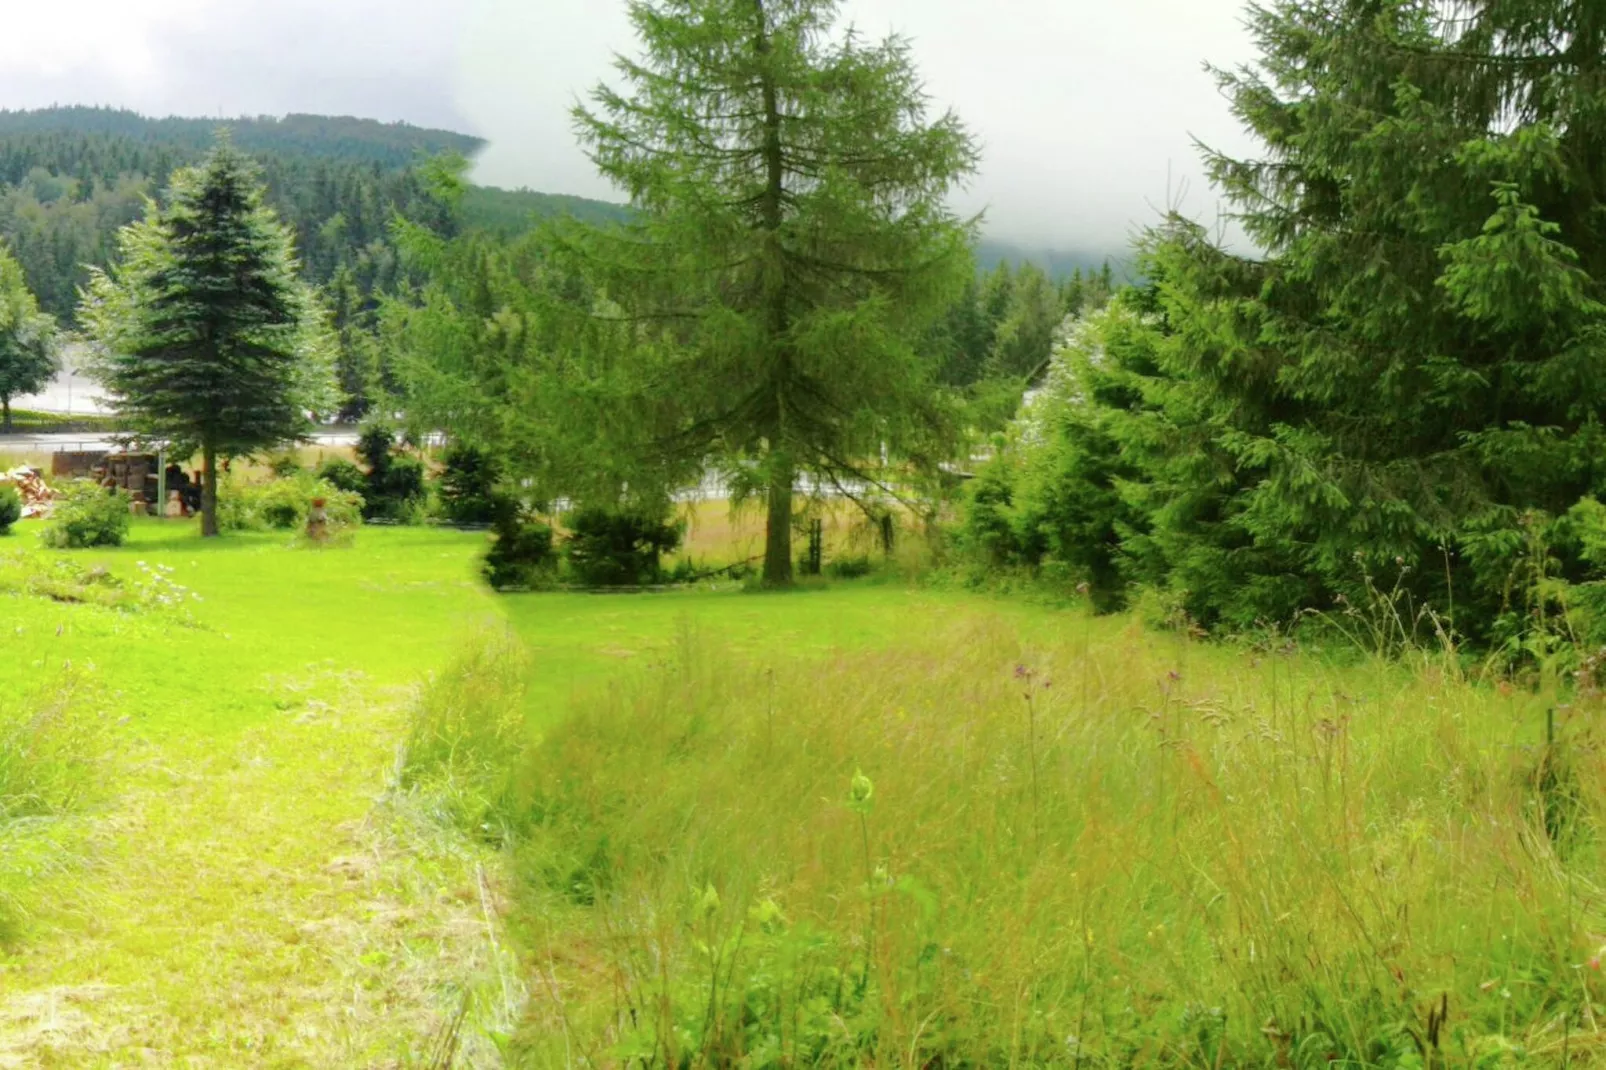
{"left": 3, "top": 0, "right": 1259, "bottom": 254}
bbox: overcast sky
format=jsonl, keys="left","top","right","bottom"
{"left": 2, "top": 0, "right": 1258, "bottom": 253}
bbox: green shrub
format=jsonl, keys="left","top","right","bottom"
{"left": 218, "top": 473, "right": 363, "bottom": 533}
{"left": 563, "top": 506, "right": 682, "bottom": 587}
{"left": 825, "top": 554, "right": 874, "bottom": 579}
{"left": 266, "top": 453, "right": 303, "bottom": 478}
{"left": 369, "top": 455, "right": 426, "bottom": 522}
{"left": 483, "top": 515, "right": 556, "bottom": 590}
{"left": 41, "top": 482, "right": 131, "bottom": 549}
{"left": 397, "top": 629, "right": 531, "bottom": 841}
{"left": 315, "top": 457, "right": 367, "bottom": 497}
{"left": 355, "top": 424, "right": 427, "bottom": 523}
{"left": 0, "top": 485, "right": 20, "bottom": 535}
{"left": 438, "top": 445, "right": 503, "bottom": 526}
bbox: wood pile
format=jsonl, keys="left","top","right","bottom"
{"left": 2, "top": 466, "right": 53, "bottom": 519}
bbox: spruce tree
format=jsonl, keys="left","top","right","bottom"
{"left": 1116, "top": 0, "right": 1606, "bottom": 633}
{"left": 570, "top": 0, "right": 978, "bottom": 585}
{"left": 82, "top": 141, "right": 334, "bottom": 536}
{"left": 0, "top": 241, "right": 57, "bottom": 432}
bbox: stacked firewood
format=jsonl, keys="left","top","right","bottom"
{"left": 2, "top": 466, "right": 54, "bottom": 518}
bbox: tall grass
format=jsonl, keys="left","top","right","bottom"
{"left": 506, "top": 611, "right": 1602, "bottom": 1068}
{"left": 398, "top": 626, "right": 532, "bottom": 843}
{"left": 0, "top": 670, "right": 104, "bottom": 941}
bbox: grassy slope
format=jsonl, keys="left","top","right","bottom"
{"left": 0, "top": 521, "right": 985, "bottom": 1066}
{"left": 6, "top": 518, "right": 1591, "bottom": 1067}
{"left": 0, "top": 523, "right": 507, "bottom": 1066}
{"left": 500, "top": 596, "right": 1603, "bottom": 1066}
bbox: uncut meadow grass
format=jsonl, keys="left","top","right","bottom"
{"left": 504, "top": 609, "right": 1600, "bottom": 1067}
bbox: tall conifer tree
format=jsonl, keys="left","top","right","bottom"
{"left": 570, "top": 0, "right": 979, "bottom": 585}
{"left": 83, "top": 141, "right": 334, "bottom": 536}
{"left": 1112, "top": 0, "right": 1606, "bottom": 631}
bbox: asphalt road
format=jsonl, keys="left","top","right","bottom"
{"left": 0, "top": 429, "right": 364, "bottom": 454}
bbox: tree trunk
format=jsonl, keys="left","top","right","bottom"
{"left": 1, "top": 395, "right": 10, "bottom": 434}
{"left": 764, "top": 458, "right": 793, "bottom": 586}
{"left": 754, "top": 0, "right": 793, "bottom": 588}
{"left": 201, "top": 442, "right": 219, "bottom": 538}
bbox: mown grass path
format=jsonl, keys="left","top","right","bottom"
{"left": 0, "top": 526, "right": 510, "bottom": 1067}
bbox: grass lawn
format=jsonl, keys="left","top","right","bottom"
{"left": 0, "top": 522, "right": 508, "bottom": 1067}
{"left": 2, "top": 518, "right": 1597, "bottom": 1068}
{"left": 0, "top": 519, "right": 1024, "bottom": 1066}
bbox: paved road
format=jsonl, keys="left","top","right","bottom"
{"left": 0, "top": 429, "right": 364, "bottom": 454}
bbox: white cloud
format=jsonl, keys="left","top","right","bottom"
{"left": 457, "top": 0, "right": 1260, "bottom": 251}
{"left": 1, "top": 0, "right": 1265, "bottom": 254}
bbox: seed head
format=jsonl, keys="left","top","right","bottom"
{"left": 698, "top": 882, "right": 721, "bottom": 918}
{"left": 848, "top": 769, "right": 875, "bottom": 812}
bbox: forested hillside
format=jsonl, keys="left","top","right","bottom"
{"left": 0, "top": 108, "right": 469, "bottom": 324}
{"left": 0, "top": 106, "right": 1116, "bottom": 420}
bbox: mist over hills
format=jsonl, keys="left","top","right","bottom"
{"left": 0, "top": 107, "right": 1117, "bottom": 297}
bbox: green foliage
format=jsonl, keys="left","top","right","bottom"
{"left": 314, "top": 457, "right": 367, "bottom": 497}
{"left": 482, "top": 516, "right": 556, "bottom": 591}
{"left": 437, "top": 444, "right": 503, "bottom": 526}
{"left": 965, "top": 0, "right": 1606, "bottom": 649}
{"left": 216, "top": 474, "right": 362, "bottom": 533}
{"left": 0, "top": 239, "right": 56, "bottom": 430}
{"left": 0, "top": 485, "right": 19, "bottom": 534}
{"left": 82, "top": 139, "right": 336, "bottom": 537}
{"left": 41, "top": 482, "right": 130, "bottom": 548}
{"left": 354, "top": 425, "right": 426, "bottom": 522}
{"left": 398, "top": 628, "right": 531, "bottom": 842}
{"left": 458, "top": 185, "right": 632, "bottom": 237}
{"left": 567, "top": 0, "right": 980, "bottom": 586}
{"left": 266, "top": 453, "right": 302, "bottom": 479}
{"left": 562, "top": 506, "right": 682, "bottom": 587}
{"left": 824, "top": 554, "right": 874, "bottom": 580}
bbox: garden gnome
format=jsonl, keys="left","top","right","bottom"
{"left": 306, "top": 497, "right": 329, "bottom": 543}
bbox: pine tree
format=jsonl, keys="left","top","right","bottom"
{"left": 569, "top": 0, "right": 978, "bottom": 585}
{"left": 988, "top": 262, "right": 1065, "bottom": 381}
{"left": 82, "top": 141, "right": 334, "bottom": 536}
{"left": 0, "top": 240, "right": 57, "bottom": 431}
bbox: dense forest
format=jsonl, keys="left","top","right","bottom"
{"left": 0, "top": 106, "right": 1111, "bottom": 419}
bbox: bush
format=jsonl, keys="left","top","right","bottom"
{"left": 368, "top": 455, "right": 427, "bottom": 522}
{"left": 266, "top": 453, "right": 303, "bottom": 478}
{"left": 0, "top": 485, "right": 20, "bottom": 535}
{"left": 825, "top": 554, "right": 874, "bottom": 580}
{"left": 354, "top": 424, "right": 427, "bottom": 523}
{"left": 563, "top": 506, "right": 683, "bottom": 587}
{"left": 483, "top": 515, "right": 556, "bottom": 590}
{"left": 217, "top": 473, "right": 363, "bottom": 533}
{"left": 315, "top": 457, "right": 367, "bottom": 498}
{"left": 41, "top": 482, "right": 130, "bottom": 549}
{"left": 438, "top": 445, "right": 503, "bottom": 526}
{"left": 397, "top": 629, "right": 531, "bottom": 840}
